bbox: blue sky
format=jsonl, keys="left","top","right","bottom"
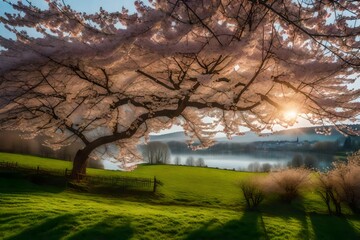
{"left": 0, "top": 0, "right": 358, "bottom": 135}
{"left": 0, "top": 0, "right": 140, "bottom": 39}
{"left": 0, "top": 0, "right": 137, "bottom": 13}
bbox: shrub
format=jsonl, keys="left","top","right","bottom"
{"left": 248, "top": 162, "right": 261, "bottom": 172}
{"left": 337, "top": 152, "right": 360, "bottom": 213}
{"left": 304, "top": 155, "right": 318, "bottom": 169}
{"left": 265, "top": 168, "right": 310, "bottom": 202}
{"left": 289, "top": 154, "right": 303, "bottom": 168}
{"left": 239, "top": 178, "right": 264, "bottom": 210}
{"left": 261, "top": 163, "right": 272, "bottom": 172}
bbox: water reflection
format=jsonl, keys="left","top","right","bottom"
{"left": 171, "top": 151, "right": 336, "bottom": 171}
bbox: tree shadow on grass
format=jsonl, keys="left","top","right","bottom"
{"left": 0, "top": 174, "right": 66, "bottom": 194}
{"left": 68, "top": 216, "right": 133, "bottom": 240}
{"left": 67, "top": 181, "right": 164, "bottom": 203}
{"left": 309, "top": 213, "right": 360, "bottom": 240}
{"left": 7, "top": 214, "right": 78, "bottom": 240}
{"left": 260, "top": 199, "right": 312, "bottom": 239}
{"left": 0, "top": 212, "right": 18, "bottom": 224}
{"left": 185, "top": 211, "right": 267, "bottom": 240}
{"left": 293, "top": 198, "right": 360, "bottom": 239}
{"left": 6, "top": 214, "right": 134, "bottom": 240}
{"left": 260, "top": 197, "right": 360, "bottom": 239}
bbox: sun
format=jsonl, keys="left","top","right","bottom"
{"left": 283, "top": 110, "right": 298, "bottom": 121}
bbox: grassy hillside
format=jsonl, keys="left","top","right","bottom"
{"left": 0, "top": 152, "right": 258, "bottom": 207}
{"left": 0, "top": 152, "right": 359, "bottom": 239}
{"left": 0, "top": 153, "right": 73, "bottom": 169}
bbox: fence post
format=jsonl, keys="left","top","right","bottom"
{"left": 65, "top": 168, "right": 68, "bottom": 177}
{"left": 37, "top": 166, "right": 40, "bottom": 174}
{"left": 153, "top": 176, "right": 157, "bottom": 193}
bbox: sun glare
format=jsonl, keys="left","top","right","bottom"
{"left": 283, "top": 110, "right": 298, "bottom": 121}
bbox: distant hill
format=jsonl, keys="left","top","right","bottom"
{"left": 217, "top": 127, "right": 344, "bottom": 143}
{"left": 1, "top": 125, "right": 358, "bottom": 160}
{"left": 150, "top": 131, "right": 189, "bottom": 142}
{"left": 150, "top": 126, "right": 360, "bottom": 143}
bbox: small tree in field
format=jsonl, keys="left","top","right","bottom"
{"left": 142, "top": 141, "right": 171, "bottom": 164}
{"left": 239, "top": 178, "right": 264, "bottom": 210}
{"left": 174, "top": 156, "right": 181, "bottom": 165}
{"left": 337, "top": 154, "right": 360, "bottom": 213}
{"left": 186, "top": 156, "right": 195, "bottom": 166}
{"left": 317, "top": 172, "right": 342, "bottom": 215}
{"left": 0, "top": 1, "right": 359, "bottom": 179}
{"left": 196, "top": 157, "right": 206, "bottom": 167}
{"left": 317, "top": 152, "right": 360, "bottom": 214}
{"left": 239, "top": 179, "right": 265, "bottom": 209}
{"left": 248, "top": 162, "right": 261, "bottom": 172}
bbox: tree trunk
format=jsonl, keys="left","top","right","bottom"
{"left": 70, "top": 149, "right": 90, "bottom": 180}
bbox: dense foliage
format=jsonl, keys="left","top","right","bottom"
{"left": 0, "top": 0, "right": 359, "bottom": 177}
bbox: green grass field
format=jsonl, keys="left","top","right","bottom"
{"left": 0, "top": 152, "right": 359, "bottom": 240}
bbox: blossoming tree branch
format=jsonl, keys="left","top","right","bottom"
{"left": 0, "top": 0, "right": 359, "bottom": 179}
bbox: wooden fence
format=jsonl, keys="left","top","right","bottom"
{"left": 0, "top": 161, "right": 67, "bottom": 176}
{"left": 0, "top": 161, "right": 160, "bottom": 192}
{"left": 77, "top": 173, "right": 160, "bottom": 192}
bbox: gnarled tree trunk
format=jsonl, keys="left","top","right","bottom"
{"left": 70, "top": 148, "right": 91, "bottom": 180}
{"left": 70, "top": 139, "right": 108, "bottom": 180}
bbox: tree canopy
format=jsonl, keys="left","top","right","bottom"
{"left": 0, "top": 0, "right": 359, "bottom": 177}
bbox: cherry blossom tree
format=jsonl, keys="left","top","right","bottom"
{"left": 0, "top": 0, "right": 359, "bottom": 179}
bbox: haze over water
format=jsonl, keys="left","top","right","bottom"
{"left": 170, "top": 151, "right": 336, "bottom": 171}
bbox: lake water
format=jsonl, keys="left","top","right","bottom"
{"left": 171, "top": 151, "right": 337, "bottom": 171}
